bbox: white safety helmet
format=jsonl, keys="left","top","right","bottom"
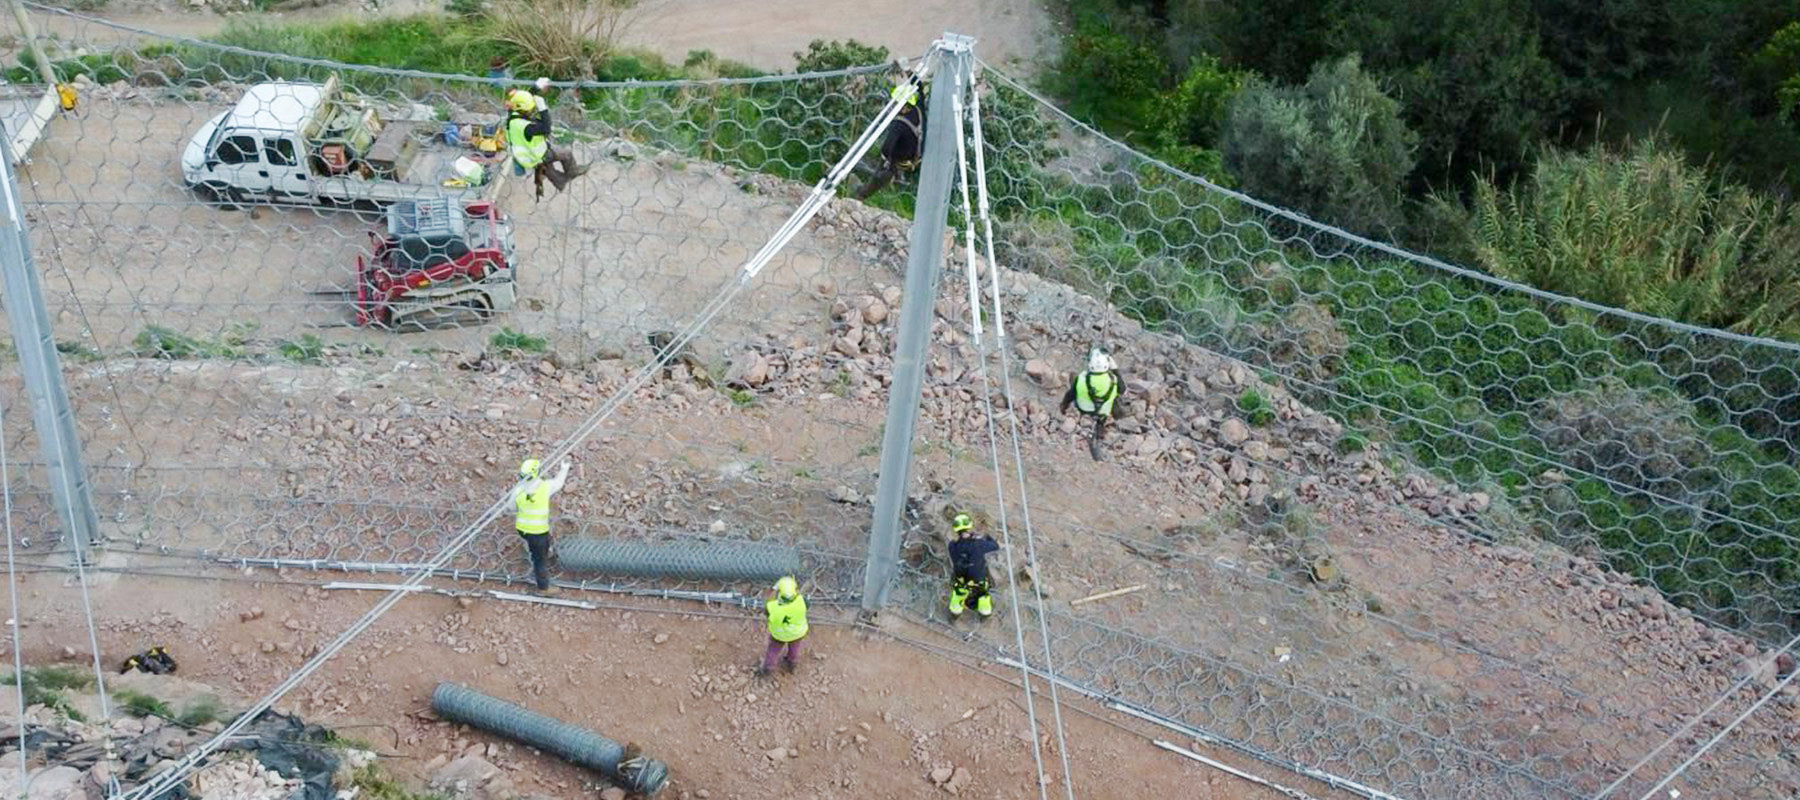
{"left": 1088, "top": 347, "right": 1114, "bottom": 374}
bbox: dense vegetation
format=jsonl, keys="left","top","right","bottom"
{"left": 1051, "top": 0, "right": 1800, "bottom": 339}
{"left": 1039, "top": 0, "right": 1800, "bottom": 638}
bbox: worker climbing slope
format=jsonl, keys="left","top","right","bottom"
{"left": 760, "top": 576, "right": 809, "bottom": 675}
{"left": 512, "top": 457, "right": 571, "bottom": 595}
{"left": 947, "top": 513, "right": 1000, "bottom": 620}
{"left": 1061, "top": 347, "right": 1123, "bottom": 461}
{"left": 854, "top": 67, "right": 926, "bottom": 201}
{"left": 506, "top": 79, "right": 589, "bottom": 200}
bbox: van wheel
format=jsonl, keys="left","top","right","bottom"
{"left": 199, "top": 182, "right": 247, "bottom": 210}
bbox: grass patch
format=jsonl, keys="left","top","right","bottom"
{"left": 489, "top": 327, "right": 548, "bottom": 355}
{"left": 176, "top": 693, "right": 227, "bottom": 726}
{"left": 349, "top": 764, "right": 447, "bottom": 800}
{"left": 113, "top": 689, "right": 172, "bottom": 719}
{"left": 3, "top": 666, "right": 93, "bottom": 721}
{"left": 277, "top": 334, "right": 325, "bottom": 365}
{"left": 55, "top": 339, "right": 102, "bottom": 362}
{"left": 724, "top": 388, "right": 756, "bottom": 408}
{"left": 826, "top": 369, "right": 852, "bottom": 398}
{"left": 1237, "top": 388, "right": 1275, "bottom": 426}
{"left": 131, "top": 325, "right": 246, "bottom": 360}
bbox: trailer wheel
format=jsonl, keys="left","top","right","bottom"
{"left": 462, "top": 295, "right": 495, "bottom": 322}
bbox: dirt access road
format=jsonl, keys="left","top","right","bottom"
{"left": 2, "top": 571, "right": 1297, "bottom": 800}
{"left": 38, "top": 0, "right": 1055, "bottom": 74}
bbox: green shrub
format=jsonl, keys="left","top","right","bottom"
{"left": 1052, "top": 24, "right": 1165, "bottom": 136}
{"left": 1464, "top": 138, "right": 1800, "bottom": 341}
{"left": 1237, "top": 388, "right": 1275, "bottom": 426}
{"left": 1750, "top": 21, "right": 1800, "bottom": 122}
{"left": 1221, "top": 55, "right": 1418, "bottom": 236}
{"left": 791, "top": 39, "right": 889, "bottom": 73}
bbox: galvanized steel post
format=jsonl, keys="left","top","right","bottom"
{"left": 0, "top": 129, "right": 100, "bottom": 562}
{"left": 861, "top": 34, "right": 975, "bottom": 616}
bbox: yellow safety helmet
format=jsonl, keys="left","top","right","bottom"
{"left": 506, "top": 88, "right": 536, "bottom": 114}
{"left": 774, "top": 575, "right": 798, "bottom": 600}
{"left": 519, "top": 459, "right": 541, "bottom": 480}
{"left": 951, "top": 513, "right": 973, "bottom": 534}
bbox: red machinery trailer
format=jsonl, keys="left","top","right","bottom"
{"left": 354, "top": 198, "right": 517, "bottom": 328}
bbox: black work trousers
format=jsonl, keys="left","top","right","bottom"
{"left": 517, "top": 530, "right": 553, "bottom": 590}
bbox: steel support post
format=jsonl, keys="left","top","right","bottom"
{"left": 0, "top": 129, "right": 100, "bottom": 561}
{"left": 861, "top": 34, "right": 975, "bottom": 615}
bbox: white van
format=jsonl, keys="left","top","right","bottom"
{"left": 180, "top": 76, "right": 501, "bottom": 207}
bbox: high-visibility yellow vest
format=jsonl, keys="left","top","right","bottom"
{"left": 507, "top": 116, "right": 547, "bottom": 170}
{"left": 766, "top": 594, "right": 808, "bottom": 642}
{"left": 515, "top": 481, "right": 551, "bottom": 534}
{"left": 1074, "top": 371, "right": 1119, "bottom": 416}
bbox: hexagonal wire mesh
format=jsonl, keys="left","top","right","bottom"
{"left": 0, "top": 6, "right": 1794, "bottom": 800}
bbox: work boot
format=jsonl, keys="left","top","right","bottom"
{"left": 537, "top": 585, "right": 560, "bottom": 597}
{"left": 1089, "top": 436, "right": 1104, "bottom": 462}
{"left": 976, "top": 593, "right": 994, "bottom": 618}
{"left": 947, "top": 585, "right": 968, "bottom": 618}
{"left": 782, "top": 658, "right": 796, "bottom": 674}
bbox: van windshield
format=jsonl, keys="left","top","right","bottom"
{"left": 202, "top": 114, "right": 228, "bottom": 164}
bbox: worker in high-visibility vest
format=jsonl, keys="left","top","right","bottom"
{"left": 947, "top": 513, "right": 999, "bottom": 620}
{"left": 512, "top": 457, "right": 571, "bottom": 595}
{"left": 505, "top": 87, "right": 587, "bottom": 197}
{"left": 1060, "top": 347, "right": 1123, "bottom": 461}
{"left": 854, "top": 70, "right": 926, "bottom": 201}
{"left": 760, "top": 576, "right": 809, "bottom": 675}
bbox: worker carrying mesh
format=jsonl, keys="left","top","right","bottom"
{"left": 1061, "top": 347, "right": 1123, "bottom": 461}
{"left": 947, "top": 513, "right": 999, "bottom": 619}
{"left": 506, "top": 80, "right": 589, "bottom": 199}
{"left": 854, "top": 67, "right": 927, "bottom": 201}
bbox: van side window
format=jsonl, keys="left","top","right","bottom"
{"left": 217, "top": 136, "right": 259, "bottom": 165}
{"left": 265, "top": 138, "right": 298, "bottom": 167}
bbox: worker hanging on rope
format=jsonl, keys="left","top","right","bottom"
{"left": 1060, "top": 347, "right": 1123, "bottom": 462}
{"left": 506, "top": 82, "right": 589, "bottom": 201}
{"left": 759, "top": 575, "right": 809, "bottom": 676}
{"left": 512, "top": 457, "right": 571, "bottom": 596}
{"left": 854, "top": 66, "right": 927, "bottom": 201}
{"left": 947, "top": 512, "right": 999, "bottom": 621}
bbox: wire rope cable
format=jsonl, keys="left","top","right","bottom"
{"left": 947, "top": 60, "right": 1051, "bottom": 800}
{"left": 968, "top": 65, "right": 1078, "bottom": 799}
{"left": 1589, "top": 631, "right": 1800, "bottom": 799}
{"left": 1, "top": 371, "right": 33, "bottom": 799}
